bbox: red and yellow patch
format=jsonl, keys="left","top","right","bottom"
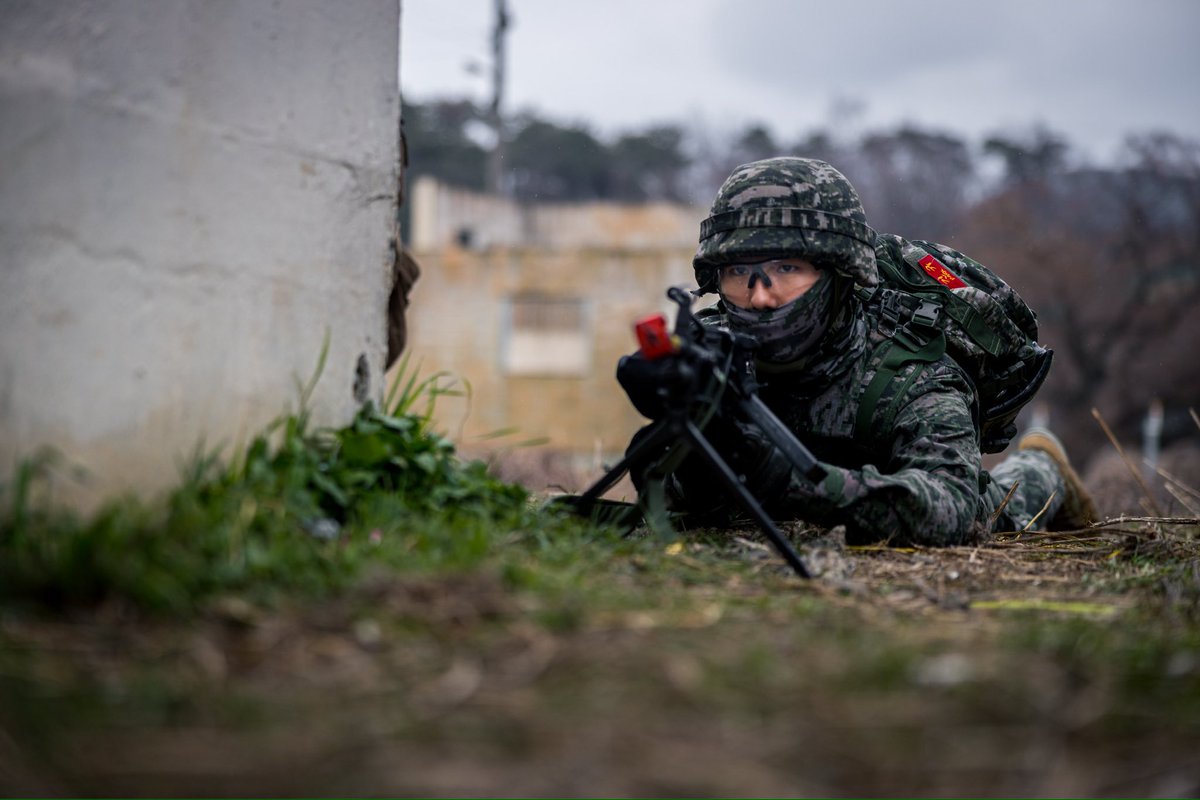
{"left": 918, "top": 254, "right": 967, "bottom": 289}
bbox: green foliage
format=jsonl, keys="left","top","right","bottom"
{"left": 507, "top": 116, "right": 612, "bottom": 201}
{"left": 402, "top": 99, "right": 693, "bottom": 205}
{"left": 610, "top": 125, "right": 691, "bottom": 202}
{"left": 403, "top": 99, "right": 489, "bottom": 193}
{"left": 0, "top": 365, "right": 584, "bottom": 616}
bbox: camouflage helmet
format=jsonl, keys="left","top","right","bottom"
{"left": 693, "top": 157, "right": 879, "bottom": 294}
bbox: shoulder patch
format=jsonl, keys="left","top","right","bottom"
{"left": 917, "top": 253, "right": 967, "bottom": 289}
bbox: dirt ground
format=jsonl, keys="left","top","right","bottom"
{"left": 2, "top": 513, "right": 1198, "bottom": 797}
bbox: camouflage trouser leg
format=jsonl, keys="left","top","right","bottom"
{"left": 985, "top": 449, "right": 1065, "bottom": 532}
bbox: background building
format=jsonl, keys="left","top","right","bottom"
{"left": 404, "top": 176, "right": 709, "bottom": 485}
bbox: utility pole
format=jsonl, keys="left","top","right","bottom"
{"left": 487, "top": 0, "right": 510, "bottom": 196}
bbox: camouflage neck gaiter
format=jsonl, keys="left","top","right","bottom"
{"left": 753, "top": 290, "right": 866, "bottom": 397}
{"left": 722, "top": 271, "right": 835, "bottom": 364}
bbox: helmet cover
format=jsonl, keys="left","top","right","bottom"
{"left": 694, "top": 157, "right": 878, "bottom": 294}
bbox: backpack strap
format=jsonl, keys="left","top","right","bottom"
{"left": 854, "top": 299, "right": 948, "bottom": 449}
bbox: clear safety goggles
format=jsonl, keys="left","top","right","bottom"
{"left": 717, "top": 260, "right": 817, "bottom": 303}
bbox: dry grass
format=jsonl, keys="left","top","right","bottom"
{"left": 3, "top": 458, "right": 1198, "bottom": 796}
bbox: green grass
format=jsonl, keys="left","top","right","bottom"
{"left": 2, "top": 492, "right": 1199, "bottom": 793}
{"left": 3, "top": 355, "right": 1200, "bottom": 794}
{"left": 0, "top": 359, "right": 610, "bottom": 616}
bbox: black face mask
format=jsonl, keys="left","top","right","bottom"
{"left": 722, "top": 271, "right": 836, "bottom": 364}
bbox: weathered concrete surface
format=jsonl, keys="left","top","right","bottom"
{"left": 0, "top": 1, "right": 401, "bottom": 508}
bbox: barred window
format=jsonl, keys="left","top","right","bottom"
{"left": 504, "top": 295, "right": 590, "bottom": 376}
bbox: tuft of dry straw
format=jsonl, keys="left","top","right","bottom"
{"left": 1164, "top": 483, "right": 1200, "bottom": 517}
{"left": 989, "top": 479, "right": 1020, "bottom": 528}
{"left": 1091, "top": 516, "right": 1199, "bottom": 526}
{"left": 1155, "top": 465, "right": 1200, "bottom": 502}
{"left": 1022, "top": 490, "right": 1057, "bottom": 532}
{"left": 1092, "top": 406, "right": 1164, "bottom": 517}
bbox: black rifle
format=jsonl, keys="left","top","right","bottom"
{"left": 564, "top": 287, "right": 826, "bottom": 578}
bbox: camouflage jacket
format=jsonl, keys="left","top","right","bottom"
{"left": 675, "top": 236, "right": 991, "bottom": 547}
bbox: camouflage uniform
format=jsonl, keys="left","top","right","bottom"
{"left": 664, "top": 157, "right": 1066, "bottom": 546}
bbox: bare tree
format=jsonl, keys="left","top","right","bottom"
{"left": 851, "top": 126, "right": 975, "bottom": 241}
{"left": 965, "top": 131, "right": 1200, "bottom": 461}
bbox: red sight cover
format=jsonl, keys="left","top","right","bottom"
{"left": 634, "top": 313, "right": 675, "bottom": 359}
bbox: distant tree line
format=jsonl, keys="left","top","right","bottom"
{"left": 402, "top": 97, "right": 1200, "bottom": 465}
{"left": 403, "top": 99, "right": 692, "bottom": 204}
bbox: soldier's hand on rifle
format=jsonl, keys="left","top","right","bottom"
{"left": 617, "top": 351, "right": 685, "bottom": 420}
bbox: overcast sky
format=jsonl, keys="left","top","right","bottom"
{"left": 401, "top": 0, "right": 1199, "bottom": 165}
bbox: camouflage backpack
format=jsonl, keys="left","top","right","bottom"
{"left": 854, "top": 234, "right": 1053, "bottom": 453}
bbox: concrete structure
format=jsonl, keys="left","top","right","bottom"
{"left": 404, "top": 177, "right": 710, "bottom": 475}
{"left": 0, "top": 2, "right": 402, "bottom": 508}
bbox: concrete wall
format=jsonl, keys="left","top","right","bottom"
{"left": 0, "top": 1, "right": 402, "bottom": 508}
{"left": 405, "top": 179, "right": 710, "bottom": 470}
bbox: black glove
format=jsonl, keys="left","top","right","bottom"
{"left": 617, "top": 351, "right": 682, "bottom": 420}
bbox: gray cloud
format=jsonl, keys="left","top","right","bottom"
{"left": 401, "top": 0, "right": 1200, "bottom": 162}
{"left": 707, "top": 0, "right": 1200, "bottom": 157}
